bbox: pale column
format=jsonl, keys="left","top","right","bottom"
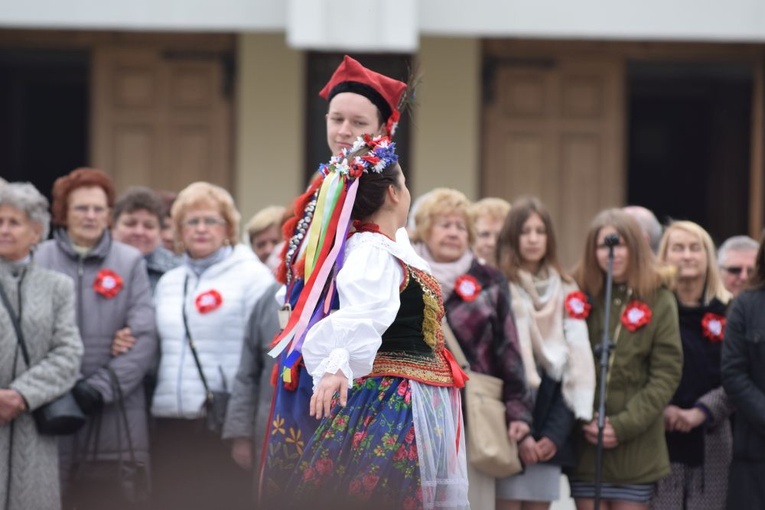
{"left": 412, "top": 37, "right": 481, "bottom": 200}
{"left": 235, "top": 33, "right": 304, "bottom": 231}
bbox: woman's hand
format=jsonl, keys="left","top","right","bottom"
{"left": 583, "top": 416, "right": 619, "bottom": 448}
{"left": 535, "top": 437, "right": 558, "bottom": 462}
{"left": 518, "top": 435, "right": 538, "bottom": 466}
{"left": 231, "top": 438, "right": 253, "bottom": 470}
{"left": 674, "top": 407, "right": 706, "bottom": 432}
{"left": 508, "top": 420, "right": 530, "bottom": 442}
{"left": 0, "top": 389, "right": 26, "bottom": 425}
{"left": 663, "top": 404, "right": 681, "bottom": 432}
{"left": 111, "top": 327, "right": 136, "bottom": 356}
{"left": 310, "top": 371, "right": 348, "bottom": 420}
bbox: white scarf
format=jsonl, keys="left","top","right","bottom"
{"left": 511, "top": 267, "right": 596, "bottom": 420}
{"left": 412, "top": 242, "right": 474, "bottom": 299}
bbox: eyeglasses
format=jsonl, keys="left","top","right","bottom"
{"left": 721, "top": 266, "right": 755, "bottom": 277}
{"left": 183, "top": 217, "right": 227, "bottom": 228}
{"left": 71, "top": 205, "right": 108, "bottom": 215}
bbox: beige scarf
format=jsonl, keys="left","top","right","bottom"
{"left": 510, "top": 267, "right": 595, "bottom": 420}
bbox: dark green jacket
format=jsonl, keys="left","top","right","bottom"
{"left": 573, "top": 285, "right": 683, "bottom": 484}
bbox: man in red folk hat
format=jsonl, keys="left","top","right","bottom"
{"left": 258, "top": 56, "right": 409, "bottom": 504}
{"left": 321, "top": 55, "right": 408, "bottom": 154}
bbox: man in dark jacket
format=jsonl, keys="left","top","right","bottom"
{"left": 722, "top": 273, "right": 765, "bottom": 510}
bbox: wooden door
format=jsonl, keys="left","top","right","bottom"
{"left": 90, "top": 46, "right": 232, "bottom": 194}
{"left": 483, "top": 58, "right": 625, "bottom": 266}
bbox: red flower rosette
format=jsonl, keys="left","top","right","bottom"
{"left": 93, "top": 269, "right": 123, "bottom": 299}
{"left": 454, "top": 274, "right": 482, "bottom": 302}
{"left": 701, "top": 312, "right": 726, "bottom": 342}
{"left": 195, "top": 290, "right": 223, "bottom": 314}
{"left": 621, "top": 300, "right": 652, "bottom": 332}
{"left": 565, "top": 291, "right": 591, "bottom": 319}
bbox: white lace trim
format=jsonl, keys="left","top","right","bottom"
{"left": 311, "top": 347, "right": 353, "bottom": 390}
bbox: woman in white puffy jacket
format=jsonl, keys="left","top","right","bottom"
{"left": 151, "top": 182, "right": 274, "bottom": 510}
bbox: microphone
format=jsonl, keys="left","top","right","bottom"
{"left": 603, "top": 233, "right": 620, "bottom": 247}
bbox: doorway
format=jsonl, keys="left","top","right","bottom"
{"left": 0, "top": 49, "right": 89, "bottom": 199}
{"left": 627, "top": 61, "right": 752, "bottom": 244}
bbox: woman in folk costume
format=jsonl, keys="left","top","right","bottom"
{"left": 652, "top": 221, "right": 733, "bottom": 510}
{"left": 266, "top": 136, "right": 469, "bottom": 509}
{"left": 260, "top": 56, "right": 410, "bottom": 497}
{"left": 495, "top": 197, "right": 596, "bottom": 510}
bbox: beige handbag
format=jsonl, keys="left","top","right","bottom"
{"left": 442, "top": 319, "right": 523, "bottom": 478}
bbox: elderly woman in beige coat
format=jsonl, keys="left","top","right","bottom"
{"left": 0, "top": 182, "right": 83, "bottom": 510}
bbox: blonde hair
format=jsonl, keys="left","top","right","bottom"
{"left": 245, "top": 205, "right": 286, "bottom": 243}
{"left": 574, "top": 208, "right": 664, "bottom": 300}
{"left": 411, "top": 188, "right": 474, "bottom": 245}
{"left": 658, "top": 221, "right": 731, "bottom": 305}
{"left": 470, "top": 197, "right": 511, "bottom": 224}
{"left": 171, "top": 182, "right": 241, "bottom": 247}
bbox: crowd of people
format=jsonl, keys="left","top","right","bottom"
{"left": 1, "top": 56, "right": 765, "bottom": 510}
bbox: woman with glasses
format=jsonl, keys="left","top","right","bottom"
{"left": 652, "top": 221, "right": 733, "bottom": 510}
{"left": 150, "top": 182, "right": 274, "bottom": 510}
{"left": 34, "top": 168, "right": 157, "bottom": 510}
{"left": 411, "top": 188, "right": 532, "bottom": 510}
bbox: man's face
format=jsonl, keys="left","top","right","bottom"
{"left": 721, "top": 249, "right": 757, "bottom": 297}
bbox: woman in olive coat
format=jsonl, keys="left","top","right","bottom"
{"left": 570, "top": 209, "right": 683, "bottom": 510}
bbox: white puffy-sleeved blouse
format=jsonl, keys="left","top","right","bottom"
{"left": 301, "top": 230, "right": 430, "bottom": 390}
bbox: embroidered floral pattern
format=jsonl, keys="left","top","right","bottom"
{"left": 288, "top": 376, "right": 422, "bottom": 508}
{"left": 454, "top": 274, "right": 481, "bottom": 302}
{"left": 621, "top": 300, "right": 652, "bottom": 332}
{"left": 701, "top": 312, "right": 726, "bottom": 342}
{"left": 93, "top": 269, "right": 123, "bottom": 299}
{"left": 565, "top": 291, "right": 591, "bottom": 319}
{"left": 409, "top": 267, "right": 445, "bottom": 351}
{"left": 195, "top": 289, "right": 223, "bottom": 314}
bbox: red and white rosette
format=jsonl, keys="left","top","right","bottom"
{"left": 564, "top": 291, "right": 591, "bottom": 319}
{"left": 621, "top": 300, "right": 652, "bottom": 332}
{"left": 93, "top": 269, "right": 123, "bottom": 299}
{"left": 454, "top": 274, "right": 482, "bottom": 302}
{"left": 195, "top": 290, "right": 223, "bottom": 314}
{"left": 701, "top": 312, "right": 726, "bottom": 343}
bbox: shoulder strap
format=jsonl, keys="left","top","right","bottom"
{"left": 0, "top": 278, "right": 31, "bottom": 367}
{"left": 182, "top": 276, "right": 213, "bottom": 402}
{"left": 441, "top": 317, "right": 470, "bottom": 370}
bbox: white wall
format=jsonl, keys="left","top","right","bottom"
{"left": 5, "top": 0, "right": 765, "bottom": 43}
{"left": 418, "top": 0, "right": 765, "bottom": 42}
{"left": 234, "top": 33, "right": 304, "bottom": 226}
{"left": 412, "top": 37, "right": 481, "bottom": 201}
{"left": 0, "top": 0, "right": 284, "bottom": 31}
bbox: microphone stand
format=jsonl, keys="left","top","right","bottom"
{"left": 594, "top": 234, "right": 618, "bottom": 510}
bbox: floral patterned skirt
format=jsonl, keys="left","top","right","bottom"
{"left": 286, "top": 376, "right": 468, "bottom": 510}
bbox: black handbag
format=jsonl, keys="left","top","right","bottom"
{"left": 0, "top": 279, "right": 86, "bottom": 435}
{"left": 182, "top": 276, "right": 230, "bottom": 436}
{"left": 69, "top": 368, "right": 150, "bottom": 507}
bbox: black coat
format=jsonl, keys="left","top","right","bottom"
{"left": 531, "top": 373, "right": 577, "bottom": 468}
{"left": 722, "top": 289, "right": 765, "bottom": 509}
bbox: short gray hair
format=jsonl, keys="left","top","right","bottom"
{"left": 718, "top": 235, "right": 759, "bottom": 265}
{"left": 623, "top": 205, "right": 663, "bottom": 253}
{"left": 0, "top": 182, "right": 51, "bottom": 241}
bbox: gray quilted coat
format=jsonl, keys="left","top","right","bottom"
{"left": 34, "top": 229, "right": 157, "bottom": 479}
{"left": 0, "top": 261, "right": 83, "bottom": 510}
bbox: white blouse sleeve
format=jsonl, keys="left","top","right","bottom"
{"left": 301, "top": 240, "right": 403, "bottom": 390}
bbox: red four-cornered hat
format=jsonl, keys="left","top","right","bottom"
{"left": 319, "top": 55, "right": 407, "bottom": 130}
